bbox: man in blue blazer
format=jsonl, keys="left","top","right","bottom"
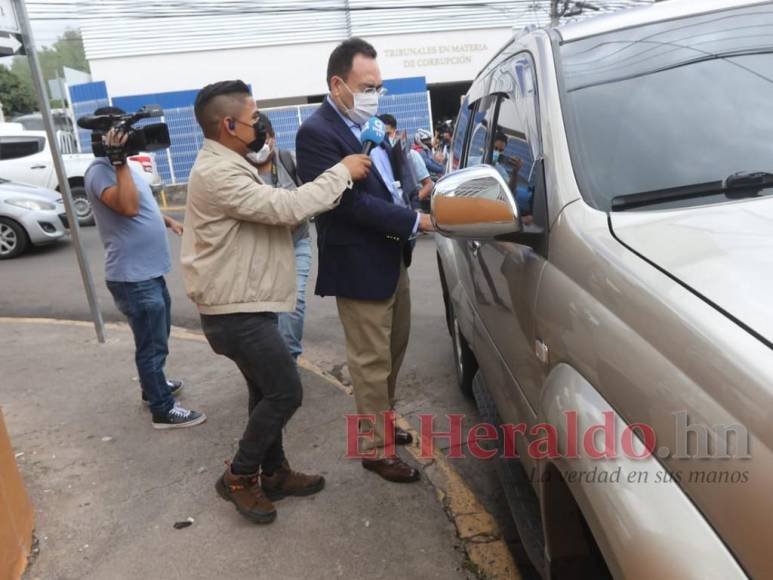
{"left": 296, "top": 38, "right": 433, "bottom": 483}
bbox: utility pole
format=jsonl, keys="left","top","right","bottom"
{"left": 11, "top": 0, "right": 106, "bottom": 343}
{"left": 550, "top": 0, "right": 561, "bottom": 25}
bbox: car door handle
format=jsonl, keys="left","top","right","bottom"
{"left": 469, "top": 240, "right": 481, "bottom": 257}
{"left": 30, "top": 164, "right": 47, "bottom": 169}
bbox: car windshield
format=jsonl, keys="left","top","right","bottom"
{"left": 558, "top": 4, "right": 773, "bottom": 211}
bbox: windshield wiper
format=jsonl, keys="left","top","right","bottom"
{"left": 611, "top": 171, "right": 773, "bottom": 211}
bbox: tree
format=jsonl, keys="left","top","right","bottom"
{"left": 0, "top": 66, "right": 36, "bottom": 116}
{"left": 11, "top": 29, "right": 90, "bottom": 105}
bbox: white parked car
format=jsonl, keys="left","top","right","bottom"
{"left": 0, "top": 179, "right": 68, "bottom": 259}
{"left": 0, "top": 122, "right": 164, "bottom": 226}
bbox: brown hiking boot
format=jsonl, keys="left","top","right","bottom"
{"left": 215, "top": 466, "right": 277, "bottom": 524}
{"left": 261, "top": 460, "right": 325, "bottom": 501}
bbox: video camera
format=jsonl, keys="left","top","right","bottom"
{"left": 77, "top": 105, "right": 171, "bottom": 157}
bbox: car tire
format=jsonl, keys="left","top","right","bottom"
{"left": 449, "top": 304, "right": 477, "bottom": 398}
{"left": 0, "top": 217, "right": 29, "bottom": 259}
{"left": 70, "top": 184, "right": 95, "bottom": 227}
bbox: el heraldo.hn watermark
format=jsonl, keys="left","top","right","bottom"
{"left": 345, "top": 411, "right": 752, "bottom": 484}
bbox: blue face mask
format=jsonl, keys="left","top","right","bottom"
{"left": 492, "top": 150, "right": 501, "bottom": 164}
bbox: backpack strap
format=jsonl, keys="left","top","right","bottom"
{"left": 277, "top": 148, "right": 303, "bottom": 186}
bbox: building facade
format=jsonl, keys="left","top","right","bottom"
{"left": 67, "top": 1, "right": 652, "bottom": 183}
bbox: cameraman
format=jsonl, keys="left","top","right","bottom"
{"left": 84, "top": 106, "right": 206, "bottom": 430}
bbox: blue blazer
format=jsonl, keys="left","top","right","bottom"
{"left": 296, "top": 99, "right": 417, "bottom": 300}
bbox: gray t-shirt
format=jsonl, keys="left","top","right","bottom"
{"left": 258, "top": 149, "right": 310, "bottom": 244}
{"left": 84, "top": 158, "right": 171, "bottom": 282}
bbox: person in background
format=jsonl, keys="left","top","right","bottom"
{"left": 378, "top": 114, "right": 433, "bottom": 210}
{"left": 413, "top": 128, "right": 445, "bottom": 178}
{"left": 436, "top": 123, "right": 453, "bottom": 161}
{"left": 249, "top": 117, "right": 310, "bottom": 361}
{"left": 492, "top": 131, "right": 533, "bottom": 225}
{"left": 84, "top": 107, "right": 206, "bottom": 430}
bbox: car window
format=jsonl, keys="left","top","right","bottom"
{"left": 489, "top": 54, "right": 545, "bottom": 227}
{"left": 560, "top": 3, "right": 773, "bottom": 211}
{"left": 465, "top": 95, "right": 498, "bottom": 167}
{"left": 451, "top": 95, "right": 471, "bottom": 171}
{"left": 0, "top": 137, "right": 45, "bottom": 161}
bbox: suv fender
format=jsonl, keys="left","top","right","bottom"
{"left": 538, "top": 364, "right": 745, "bottom": 579}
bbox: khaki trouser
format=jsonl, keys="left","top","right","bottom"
{"left": 336, "top": 264, "right": 411, "bottom": 455}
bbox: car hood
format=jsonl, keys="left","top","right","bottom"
{"left": 0, "top": 180, "right": 62, "bottom": 203}
{"left": 609, "top": 196, "right": 773, "bottom": 346}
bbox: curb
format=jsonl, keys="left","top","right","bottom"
{"left": 0, "top": 316, "right": 520, "bottom": 579}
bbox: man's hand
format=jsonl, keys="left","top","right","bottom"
{"left": 502, "top": 155, "right": 524, "bottom": 172}
{"left": 103, "top": 128, "right": 128, "bottom": 166}
{"left": 164, "top": 216, "right": 184, "bottom": 236}
{"left": 341, "top": 154, "right": 372, "bottom": 181}
{"left": 418, "top": 212, "right": 434, "bottom": 232}
{"left": 418, "top": 179, "right": 433, "bottom": 201}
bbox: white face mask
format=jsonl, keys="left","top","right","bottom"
{"left": 246, "top": 142, "right": 272, "bottom": 165}
{"left": 340, "top": 82, "right": 379, "bottom": 125}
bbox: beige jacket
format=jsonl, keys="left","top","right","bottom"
{"left": 181, "top": 139, "right": 352, "bottom": 315}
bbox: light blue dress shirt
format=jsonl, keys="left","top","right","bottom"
{"left": 326, "top": 96, "right": 420, "bottom": 234}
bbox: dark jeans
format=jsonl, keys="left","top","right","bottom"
{"left": 200, "top": 312, "right": 303, "bottom": 474}
{"left": 106, "top": 276, "right": 175, "bottom": 416}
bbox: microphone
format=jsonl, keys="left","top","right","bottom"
{"left": 360, "top": 117, "right": 386, "bottom": 155}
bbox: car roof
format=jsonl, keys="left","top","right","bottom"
{"left": 0, "top": 123, "right": 46, "bottom": 137}
{"left": 558, "top": 0, "right": 771, "bottom": 42}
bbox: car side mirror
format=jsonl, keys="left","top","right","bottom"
{"left": 430, "top": 164, "right": 521, "bottom": 240}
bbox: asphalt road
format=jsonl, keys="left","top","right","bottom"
{"left": 0, "top": 216, "right": 538, "bottom": 577}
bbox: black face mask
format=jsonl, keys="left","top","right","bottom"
{"left": 234, "top": 116, "right": 268, "bottom": 152}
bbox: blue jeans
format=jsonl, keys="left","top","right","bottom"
{"left": 106, "top": 276, "right": 175, "bottom": 416}
{"left": 278, "top": 236, "right": 311, "bottom": 360}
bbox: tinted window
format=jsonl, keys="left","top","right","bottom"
{"left": 560, "top": 4, "right": 773, "bottom": 211}
{"left": 489, "top": 55, "right": 544, "bottom": 225}
{"left": 451, "top": 96, "right": 471, "bottom": 171}
{"left": 0, "top": 138, "right": 44, "bottom": 160}
{"left": 465, "top": 95, "right": 498, "bottom": 167}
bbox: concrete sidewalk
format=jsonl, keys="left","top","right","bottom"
{"left": 0, "top": 320, "right": 470, "bottom": 579}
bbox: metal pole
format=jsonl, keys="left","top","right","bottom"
{"left": 63, "top": 81, "right": 81, "bottom": 152}
{"left": 12, "top": 0, "right": 105, "bottom": 343}
{"left": 550, "top": 0, "right": 560, "bottom": 25}
{"left": 160, "top": 114, "right": 177, "bottom": 184}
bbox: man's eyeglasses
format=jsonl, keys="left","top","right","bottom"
{"left": 361, "top": 86, "right": 388, "bottom": 97}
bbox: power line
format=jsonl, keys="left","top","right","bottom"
{"left": 25, "top": 0, "right": 649, "bottom": 20}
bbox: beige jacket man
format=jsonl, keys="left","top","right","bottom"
{"left": 181, "top": 138, "right": 353, "bottom": 313}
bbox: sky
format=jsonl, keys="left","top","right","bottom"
{"left": 30, "top": 19, "right": 79, "bottom": 48}
{"left": 0, "top": 15, "right": 81, "bottom": 68}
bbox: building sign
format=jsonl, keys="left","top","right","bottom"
{"left": 384, "top": 43, "right": 489, "bottom": 69}
{"left": 0, "top": 0, "right": 23, "bottom": 56}
{"left": 0, "top": 0, "right": 19, "bottom": 34}
{"left": 375, "top": 28, "right": 514, "bottom": 85}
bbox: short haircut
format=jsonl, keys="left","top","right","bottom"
{"left": 194, "top": 80, "right": 252, "bottom": 139}
{"left": 378, "top": 114, "right": 396, "bottom": 129}
{"left": 93, "top": 106, "right": 125, "bottom": 116}
{"left": 494, "top": 131, "right": 508, "bottom": 144}
{"left": 326, "top": 37, "right": 377, "bottom": 88}
{"left": 262, "top": 115, "right": 275, "bottom": 138}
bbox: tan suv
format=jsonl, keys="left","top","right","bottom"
{"left": 433, "top": 1, "right": 772, "bottom": 577}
